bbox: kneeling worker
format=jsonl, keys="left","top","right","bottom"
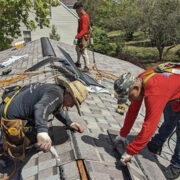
{"left": 0, "top": 79, "right": 88, "bottom": 153}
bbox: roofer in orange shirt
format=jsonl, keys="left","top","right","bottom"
{"left": 113, "top": 63, "right": 180, "bottom": 179}
{"left": 73, "top": 2, "right": 90, "bottom": 72}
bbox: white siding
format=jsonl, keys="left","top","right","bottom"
{"left": 15, "top": 5, "right": 78, "bottom": 45}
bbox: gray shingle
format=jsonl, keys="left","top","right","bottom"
{"left": 0, "top": 39, "right": 172, "bottom": 180}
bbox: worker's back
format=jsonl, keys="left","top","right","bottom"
{"left": 0, "top": 83, "right": 63, "bottom": 121}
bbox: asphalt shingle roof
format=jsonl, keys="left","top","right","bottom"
{"left": 0, "top": 39, "right": 178, "bottom": 180}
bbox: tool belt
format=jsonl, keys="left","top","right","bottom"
{"left": 77, "top": 35, "right": 89, "bottom": 51}
{"left": 0, "top": 118, "right": 30, "bottom": 161}
{"left": 0, "top": 85, "right": 31, "bottom": 161}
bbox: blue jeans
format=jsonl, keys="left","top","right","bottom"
{"left": 151, "top": 101, "right": 180, "bottom": 168}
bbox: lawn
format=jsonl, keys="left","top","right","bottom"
{"left": 108, "top": 31, "right": 180, "bottom": 69}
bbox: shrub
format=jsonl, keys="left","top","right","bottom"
{"left": 49, "top": 25, "right": 60, "bottom": 41}
{"left": 175, "top": 49, "right": 180, "bottom": 58}
{"left": 88, "top": 26, "right": 113, "bottom": 55}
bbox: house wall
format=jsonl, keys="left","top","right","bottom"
{"left": 14, "top": 5, "right": 78, "bottom": 45}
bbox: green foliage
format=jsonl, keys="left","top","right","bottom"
{"left": 175, "top": 49, "right": 180, "bottom": 58}
{"left": 88, "top": 26, "right": 113, "bottom": 55}
{"left": 97, "top": 0, "right": 119, "bottom": 30}
{"left": 142, "top": 0, "right": 180, "bottom": 61}
{"left": 49, "top": 25, "right": 60, "bottom": 41}
{"left": 114, "top": 37, "right": 125, "bottom": 56}
{"left": 0, "top": 0, "right": 60, "bottom": 51}
{"left": 82, "top": 0, "right": 143, "bottom": 40}
{"left": 114, "top": 0, "right": 143, "bottom": 40}
{"left": 79, "top": 0, "right": 104, "bottom": 26}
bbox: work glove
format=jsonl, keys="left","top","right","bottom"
{"left": 120, "top": 152, "right": 132, "bottom": 166}
{"left": 36, "top": 132, "right": 51, "bottom": 153}
{"left": 113, "top": 135, "right": 129, "bottom": 149}
{"left": 73, "top": 39, "right": 78, "bottom": 45}
{"left": 70, "top": 122, "right": 84, "bottom": 133}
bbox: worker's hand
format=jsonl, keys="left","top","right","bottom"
{"left": 113, "top": 135, "right": 129, "bottom": 149}
{"left": 73, "top": 39, "right": 78, "bottom": 45}
{"left": 70, "top": 122, "right": 84, "bottom": 133}
{"left": 36, "top": 132, "right": 51, "bottom": 153}
{"left": 120, "top": 152, "right": 132, "bottom": 166}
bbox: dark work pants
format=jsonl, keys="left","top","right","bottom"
{"left": 151, "top": 101, "right": 180, "bottom": 168}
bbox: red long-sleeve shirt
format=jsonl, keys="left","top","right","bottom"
{"left": 120, "top": 67, "right": 180, "bottom": 156}
{"left": 75, "top": 13, "right": 90, "bottom": 40}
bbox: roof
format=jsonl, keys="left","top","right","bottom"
{"left": 0, "top": 39, "right": 175, "bottom": 180}
{"left": 60, "top": 0, "right": 77, "bottom": 7}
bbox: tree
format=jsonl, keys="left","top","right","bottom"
{"left": 95, "top": 0, "right": 143, "bottom": 40}
{"left": 49, "top": 25, "right": 60, "bottom": 41}
{"left": 142, "top": 0, "right": 180, "bottom": 61}
{"left": 79, "top": 0, "right": 104, "bottom": 26}
{"left": 96, "top": 0, "right": 119, "bottom": 30}
{"left": 0, "top": 0, "right": 60, "bottom": 51}
{"left": 117, "top": 0, "right": 144, "bottom": 41}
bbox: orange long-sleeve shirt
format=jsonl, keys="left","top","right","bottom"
{"left": 75, "top": 13, "right": 90, "bottom": 40}
{"left": 120, "top": 67, "right": 180, "bottom": 156}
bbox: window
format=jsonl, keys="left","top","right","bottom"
{"left": 23, "top": 31, "right": 31, "bottom": 43}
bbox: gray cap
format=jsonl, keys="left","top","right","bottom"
{"left": 114, "top": 72, "right": 136, "bottom": 104}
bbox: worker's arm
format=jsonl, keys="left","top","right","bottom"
{"left": 34, "top": 87, "right": 63, "bottom": 133}
{"left": 120, "top": 99, "right": 143, "bottom": 137}
{"left": 75, "top": 15, "right": 89, "bottom": 39}
{"left": 126, "top": 95, "right": 168, "bottom": 156}
{"left": 54, "top": 109, "right": 84, "bottom": 133}
{"left": 53, "top": 109, "right": 73, "bottom": 127}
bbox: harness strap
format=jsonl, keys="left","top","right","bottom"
{"left": 156, "top": 62, "right": 180, "bottom": 74}
{"left": 140, "top": 62, "right": 180, "bottom": 87}
{"left": 139, "top": 70, "right": 157, "bottom": 87}
{"left": 3, "top": 86, "right": 24, "bottom": 119}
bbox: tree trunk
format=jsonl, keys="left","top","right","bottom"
{"left": 125, "top": 32, "right": 134, "bottom": 41}
{"left": 157, "top": 46, "right": 164, "bottom": 61}
{"left": 163, "top": 45, "right": 176, "bottom": 57}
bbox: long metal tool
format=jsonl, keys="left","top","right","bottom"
{"left": 49, "top": 146, "right": 61, "bottom": 165}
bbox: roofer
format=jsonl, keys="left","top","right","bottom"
{"left": 113, "top": 64, "right": 180, "bottom": 180}
{"left": 0, "top": 79, "right": 88, "bottom": 155}
{"left": 73, "top": 2, "right": 90, "bottom": 72}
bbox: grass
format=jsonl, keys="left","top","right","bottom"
{"left": 108, "top": 30, "right": 180, "bottom": 69}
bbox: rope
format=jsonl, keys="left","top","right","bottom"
{"left": 0, "top": 64, "right": 119, "bottom": 90}
{"left": 90, "top": 65, "right": 118, "bottom": 81}
{"left": 0, "top": 70, "right": 73, "bottom": 89}
{"left": 0, "top": 72, "right": 44, "bottom": 88}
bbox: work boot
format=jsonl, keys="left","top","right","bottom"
{"left": 164, "top": 165, "right": 180, "bottom": 179}
{"left": 75, "top": 62, "right": 81, "bottom": 68}
{"left": 83, "top": 66, "right": 90, "bottom": 72}
{"left": 147, "top": 141, "right": 162, "bottom": 155}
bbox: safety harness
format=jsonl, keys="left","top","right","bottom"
{"left": 3, "top": 86, "right": 24, "bottom": 119}
{"left": 117, "top": 62, "right": 180, "bottom": 115}
{"left": 141, "top": 62, "right": 180, "bottom": 87}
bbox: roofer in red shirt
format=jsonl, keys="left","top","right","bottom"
{"left": 73, "top": 2, "right": 90, "bottom": 72}
{"left": 113, "top": 63, "right": 180, "bottom": 179}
